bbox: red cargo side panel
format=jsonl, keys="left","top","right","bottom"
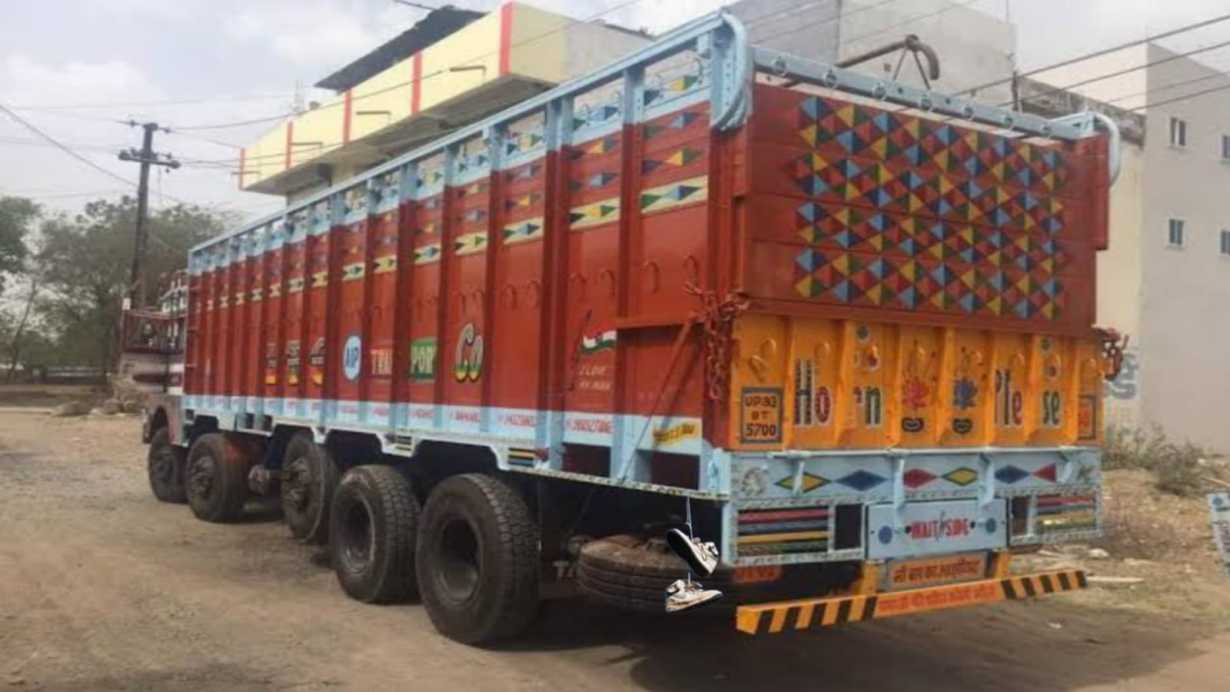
{"left": 490, "top": 156, "right": 548, "bottom": 432}
{"left": 441, "top": 172, "right": 491, "bottom": 434}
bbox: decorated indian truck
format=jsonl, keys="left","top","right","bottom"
{"left": 141, "top": 10, "right": 1121, "bottom": 643}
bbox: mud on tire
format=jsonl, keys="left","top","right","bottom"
{"left": 330, "top": 465, "right": 420, "bottom": 603}
{"left": 185, "top": 433, "right": 251, "bottom": 523}
{"left": 147, "top": 427, "right": 187, "bottom": 503}
{"left": 281, "top": 432, "right": 340, "bottom": 545}
{"left": 416, "top": 474, "right": 539, "bottom": 644}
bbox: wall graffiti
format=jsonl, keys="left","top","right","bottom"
{"left": 1104, "top": 349, "right": 1139, "bottom": 400}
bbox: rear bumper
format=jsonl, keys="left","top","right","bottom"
{"left": 734, "top": 568, "right": 1086, "bottom": 635}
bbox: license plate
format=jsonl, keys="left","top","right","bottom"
{"left": 867, "top": 499, "right": 1007, "bottom": 560}
{"left": 882, "top": 552, "right": 988, "bottom": 591}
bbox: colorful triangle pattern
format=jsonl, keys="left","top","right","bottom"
{"left": 797, "top": 95, "right": 1069, "bottom": 193}
{"left": 789, "top": 152, "right": 1065, "bottom": 234}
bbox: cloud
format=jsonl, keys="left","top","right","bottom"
{"left": 222, "top": 0, "right": 409, "bottom": 69}
{"left": 3, "top": 54, "right": 162, "bottom": 107}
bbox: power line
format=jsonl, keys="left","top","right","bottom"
{"left": 0, "top": 100, "right": 138, "bottom": 189}
{"left": 8, "top": 92, "right": 294, "bottom": 112}
{"left": 959, "top": 10, "right": 1230, "bottom": 95}
{"left": 1012, "top": 36, "right": 1230, "bottom": 108}
{"left": 1104, "top": 70, "right": 1227, "bottom": 106}
{"left": 164, "top": 129, "right": 245, "bottom": 150}
{"left": 1132, "top": 78, "right": 1230, "bottom": 111}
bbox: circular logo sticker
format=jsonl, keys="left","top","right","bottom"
{"left": 878, "top": 525, "right": 894, "bottom": 545}
{"left": 342, "top": 334, "right": 362, "bottom": 381}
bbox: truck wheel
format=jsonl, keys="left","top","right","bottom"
{"left": 281, "top": 432, "right": 340, "bottom": 544}
{"left": 147, "top": 427, "right": 187, "bottom": 503}
{"left": 416, "top": 474, "right": 539, "bottom": 644}
{"left": 576, "top": 534, "right": 772, "bottom": 613}
{"left": 330, "top": 465, "right": 420, "bottom": 603}
{"left": 185, "top": 433, "right": 250, "bottom": 522}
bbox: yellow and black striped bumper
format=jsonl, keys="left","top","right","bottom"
{"left": 735, "top": 569, "right": 1087, "bottom": 635}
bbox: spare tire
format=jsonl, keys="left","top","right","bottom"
{"left": 576, "top": 534, "right": 780, "bottom": 614}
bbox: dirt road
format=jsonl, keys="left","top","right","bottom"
{"left": 2, "top": 409, "right": 1229, "bottom": 691}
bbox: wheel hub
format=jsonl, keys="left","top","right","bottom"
{"left": 189, "top": 455, "right": 217, "bottom": 498}
{"left": 339, "top": 501, "right": 374, "bottom": 573}
{"left": 284, "top": 458, "right": 312, "bottom": 510}
{"left": 438, "top": 518, "right": 481, "bottom": 602}
{"left": 151, "top": 447, "right": 175, "bottom": 484}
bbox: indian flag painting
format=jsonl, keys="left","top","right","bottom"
{"left": 581, "top": 329, "right": 616, "bottom": 355}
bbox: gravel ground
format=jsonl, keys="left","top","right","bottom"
{"left": 2, "top": 409, "right": 1229, "bottom": 691}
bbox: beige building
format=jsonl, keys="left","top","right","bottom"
{"left": 239, "top": 3, "right": 648, "bottom": 201}
{"left": 1027, "top": 44, "right": 1230, "bottom": 450}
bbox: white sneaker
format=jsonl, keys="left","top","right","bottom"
{"left": 665, "top": 579, "right": 723, "bottom": 613}
{"left": 666, "top": 527, "right": 719, "bottom": 577}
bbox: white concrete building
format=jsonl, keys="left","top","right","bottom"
{"left": 1026, "top": 45, "right": 1230, "bottom": 450}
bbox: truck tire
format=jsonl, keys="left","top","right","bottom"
{"left": 416, "top": 474, "right": 539, "bottom": 644}
{"left": 330, "top": 465, "right": 420, "bottom": 603}
{"left": 281, "top": 432, "right": 339, "bottom": 545}
{"left": 576, "top": 534, "right": 777, "bottom": 613}
{"left": 185, "top": 433, "right": 250, "bottom": 522}
{"left": 147, "top": 427, "right": 187, "bottom": 503}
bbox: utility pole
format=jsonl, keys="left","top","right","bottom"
{"left": 119, "top": 122, "right": 179, "bottom": 309}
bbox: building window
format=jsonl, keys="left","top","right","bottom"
{"left": 1170, "top": 117, "right": 1187, "bottom": 147}
{"left": 1168, "top": 219, "right": 1185, "bottom": 248}
{"left": 1222, "top": 135, "right": 1230, "bottom": 160}
{"left": 1221, "top": 230, "right": 1230, "bottom": 256}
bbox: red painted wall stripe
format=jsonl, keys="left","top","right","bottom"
{"left": 284, "top": 120, "right": 294, "bottom": 171}
{"left": 238, "top": 148, "right": 246, "bottom": 189}
{"left": 498, "top": 3, "right": 513, "bottom": 77}
{"left": 411, "top": 52, "right": 422, "bottom": 115}
{"left": 343, "top": 89, "right": 353, "bottom": 144}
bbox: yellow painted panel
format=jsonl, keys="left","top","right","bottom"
{"left": 1075, "top": 340, "right": 1105, "bottom": 445}
{"left": 989, "top": 332, "right": 1031, "bottom": 446}
{"left": 507, "top": 4, "right": 570, "bottom": 84}
{"left": 785, "top": 319, "right": 842, "bottom": 448}
{"left": 727, "top": 315, "right": 1104, "bottom": 451}
{"left": 290, "top": 104, "right": 344, "bottom": 167}
{"left": 729, "top": 314, "right": 789, "bottom": 448}
{"left": 894, "top": 326, "right": 944, "bottom": 446}
{"left": 1027, "top": 335, "right": 1078, "bottom": 446}
{"left": 939, "top": 330, "right": 993, "bottom": 447}
{"left": 839, "top": 322, "right": 899, "bottom": 448}
{"left": 350, "top": 59, "right": 415, "bottom": 141}
{"left": 419, "top": 12, "right": 502, "bottom": 112}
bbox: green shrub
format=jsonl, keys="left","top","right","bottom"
{"left": 1103, "top": 424, "right": 1212, "bottom": 497}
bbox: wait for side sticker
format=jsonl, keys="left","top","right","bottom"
{"left": 740, "top": 387, "right": 783, "bottom": 444}
{"left": 1210, "top": 493, "right": 1230, "bottom": 576}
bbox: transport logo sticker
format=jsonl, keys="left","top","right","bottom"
{"left": 409, "top": 338, "right": 437, "bottom": 382}
{"left": 652, "top": 421, "right": 699, "bottom": 447}
{"left": 453, "top": 323, "right": 484, "bottom": 383}
{"left": 342, "top": 334, "right": 362, "bottom": 381}
{"left": 740, "top": 387, "right": 782, "bottom": 444}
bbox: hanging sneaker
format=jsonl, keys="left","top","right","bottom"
{"left": 665, "top": 579, "right": 723, "bottom": 613}
{"left": 666, "top": 527, "right": 719, "bottom": 577}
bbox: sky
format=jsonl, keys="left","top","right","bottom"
{"left": 2, "top": 0, "right": 1229, "bottom": 224}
